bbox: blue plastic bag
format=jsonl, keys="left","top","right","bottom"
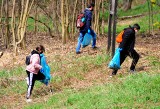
{"left": 40, "top": 54, "right": 51, "bottom": 85}
{"left": 81, "top": 33, "right": 92, "bottom": 48}
{"left": 108, "top": 48, "right": 122, "bottom": 70}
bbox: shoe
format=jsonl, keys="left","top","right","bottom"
{"left": 92, "top": 46, "right": 98, "bottom": 49}
{"left": 109, "top": 75, "right": 113, "bottom": 78}
{"left": 76, "top": 51, "right": 81, "bottom": 54}
{"left": 26, "top": 99, "right": 32, "bottom": 102}
{"left": 129, "top": 70, "right": 136, "bottom": 74}
{"left": 109, "top": 73, "right": 116, "bottom": 78}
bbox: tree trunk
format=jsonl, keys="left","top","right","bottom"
{"left": 71, "top": 0, "right": 78, "bottom": 39}
{"left": 112, "top": 0, "right": 118, "bottom": 56}
{"left": 65, "top": 0, "right": 69, "bottom": 41}
{"left": 82, "top": 0, "right": 85, "bottom": 12}
{"left": 15, "top": 0, "right": 35, "bottom": 55}
{"left": 0, "top": 0, "right": 5, "bottom": 47}
{"left": 123, "top": 0, "right": 132, "bottom": 11}
{"left": 101, "top": 0, "right": 105, "bottom": 35}
{"left": 5, "top": 0, "right": 9, "bottom": 48}
{"left": 94, "top": 0, "right": 101, "bottom": 37}
{"left": 61, "top": 0, "right": 66, "bottom": 44}
{"left": 34, "top": 5, "right": 38, "bottom": 37}
{"left": 107, "top": 0, "right": 112, "bottom": 52}
{"left": 52, "top": 0, "right": 60, "bottom": 35}
{"left": 11, "top": 0, "right": 16, "bottom": 54}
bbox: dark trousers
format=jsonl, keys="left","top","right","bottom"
{"left": 112, "top": 49, "right": 140, "bottom": 75}
{"left": 26, "top": 70, "right": 45, "bottom": 99}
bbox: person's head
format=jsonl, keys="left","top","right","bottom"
{"left": 133, "top": 23, "right": 140, "bottom": 33}
{"left": 36, "top": 45, "right": 45, "bottom": 54}
{"left": 87, "top": 3, "right": 95, "bottom": 11}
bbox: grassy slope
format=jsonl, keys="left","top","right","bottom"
{"left": 25, "top": 73, "right": 160, "bottom": 109}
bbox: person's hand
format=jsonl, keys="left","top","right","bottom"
{"left": 88, "top": 29, "right": 91, "bottom": 34}
{"left": 81, "top": 17, "right": 85, "bottom": 22}
{"left": 119, "top": 48, "right": 123, "bottom": 51}
{"left": 40, "top": 68, "right": 44, "bottom": 73}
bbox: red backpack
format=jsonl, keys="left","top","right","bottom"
{"left": 76, "top": 13, "right": 86, "bottom": 28}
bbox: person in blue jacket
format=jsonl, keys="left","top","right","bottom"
{"left": 76, "top": 3, "right": 97, "bottom": 54}
{"left": 110, "top": 24, "right": 141, "bottom": 77}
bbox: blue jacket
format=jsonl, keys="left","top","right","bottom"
{"left": 80, "top": 8, "right": 92, "bottom": 33}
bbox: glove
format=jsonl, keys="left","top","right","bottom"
{"left": 88, "top": 29, "right": 91, "bottom": 34}
{"left": 40, "top": 68, "right": 44, "bottom": 73}
{"left": 81, "top": 17, "right": 85, "bottom": 22}
{"left": 119, "top": 48, "right": 123, "bottom": 51}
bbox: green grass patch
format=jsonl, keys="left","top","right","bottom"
{"left": 24, "top": 73, "right": 160, "bottom": 109}
{"left": 0, "top": 67, "right": 25, "bottom": 78}
{"left": 147, "top": 56, "right": 160, "bottom": 71}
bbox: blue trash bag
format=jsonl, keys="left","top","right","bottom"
{"left": 81, "top": 33, "right": 92, "bottom": 48}
{"left": 108, "top": 48, "right": 122, "bottom": 70}
{"left": 39, "top": 54, "right": 51, "bottom": 86}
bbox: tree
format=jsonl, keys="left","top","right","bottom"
{"left": 4, "top": 0, "right": 10, "bottom": 48}
{"left": 107, "top": 0, "right": 118, "bottom": 56}
{"left": 123, "top": 0, "right": 133, "bottom": 11}
{"left": 61, "top": 0, "right": 66, "bottom": 44}
{"left": 11, "top": 0, "right": 35, "bottom": 55}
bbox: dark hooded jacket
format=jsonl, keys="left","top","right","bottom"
{"left": 80, "top": 8, "right": 92, "bottom": 33}
{"left": 119, "top": 26, "right": 136, "bottom": 51}
{"left": 31, "top": 50, "right": 39, "bottom": 55}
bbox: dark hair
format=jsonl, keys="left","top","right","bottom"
{"left": 133, "top": 23, "right": 140, "bottom": 30}
{"left": 36, "top": 45, "right": 45, "bottom": 53}
{"left": 87, "top": 3, "right": 95, "bottom": 8}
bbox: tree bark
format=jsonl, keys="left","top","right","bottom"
{"left": 101, "top": 0, "right": 105, "bottom": 35}
{"left": 65, "top": 0, "right": 69, "bottom": 40}
{"left": 123, "top": 0, "right": 132, "bottom": 11}
{"left": 71, "top": 0, "right": 78, "bottom": 39}
{"left": 61, "top": 0, "right": 66, "bottom": 44}
{"left": 5, "top": 0, "right": 9, "bottom": 48}
{"left": 11, "top": 0, "right": 16, "bottom": 54}
{"left": 0, "top": 0, "right": 5, "bottom": 47}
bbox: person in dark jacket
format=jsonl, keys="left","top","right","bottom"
{"left": 110, "top": 24, "right": 141, "bottom": 77}
{"left": 76, "top": 3, "right": 97, "bottom": 54}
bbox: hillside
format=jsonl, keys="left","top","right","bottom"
{"left": 0, "top": 28, "right": 160, "bottom": 108}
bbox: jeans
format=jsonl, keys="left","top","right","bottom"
{"left": 76, "top": 29, "right": 96, "bottom": 52}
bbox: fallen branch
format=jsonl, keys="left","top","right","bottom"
{"left": 118, "top": 14, "right": 144, "bottom": 20}
{"left": 118, "top": 11, "right": 160, "bottom": 20}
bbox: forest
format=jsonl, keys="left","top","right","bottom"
{"left": 0, "top": 0, "right": 160, "bottom": 108}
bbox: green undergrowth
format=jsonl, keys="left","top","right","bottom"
{"left": 104, "top": 2, "right": 160, "bottom": 34}
{"left": 24, "top": 72, "right": 160, "bottom": 109}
